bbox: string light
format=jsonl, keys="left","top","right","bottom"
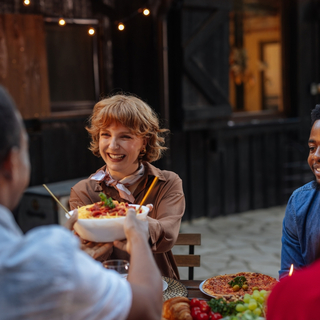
{"left": 23, "top": 0, "right": 30, "bottom": 5}
{"left": 44, "top": 17, "right": 99, "bottom": 36}
{"left": 118, "top": 23, "right": 125, "bottom": 31}
{"left": 143, "top": 9, "right": 150, "bottom": 16}
{"left": 116, "top": 5, "right": 151, "bottom": 31}
{"left": 58, "top": 18, "right": 66, "bottom": 26}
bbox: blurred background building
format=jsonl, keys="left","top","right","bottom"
{"left": 0, "top": 0, "right": 318, "bottom": 229}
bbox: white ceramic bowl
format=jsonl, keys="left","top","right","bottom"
{"left": 66, "top": 204, "right": 149, "bottom": 242}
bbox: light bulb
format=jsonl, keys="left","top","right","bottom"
{"left": 23, "top": 0, "right": 30, "bottom": 5}
{"left": 88, "top": 28, "right": 95, "bottom": 35}
{"left": 143, "top": 9, "right": 150, "bottom": 16}
{"left": 118, "top": 23, "right": 125, "bottom": 31}
{"left": 59, "top": 18, "right": 66, "bottom": 26}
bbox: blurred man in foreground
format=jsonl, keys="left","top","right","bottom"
{"left": 0, "top": 86, "right": 162, "bottom": 320}
{"left": 280, "top": 104, "right": 320, "bottom": 279}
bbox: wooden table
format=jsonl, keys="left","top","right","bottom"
{"left": 180, "top": 280, "right": 209, "bottom": 300}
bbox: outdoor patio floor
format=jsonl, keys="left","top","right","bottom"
{"left": 172, "top": 205, "right": 286, "bottom": 281}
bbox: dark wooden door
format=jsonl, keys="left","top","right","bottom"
{"left": 168, "top": 0, "right": 232, "bottom": 131}
{"left": 293, "top": 0, "right": 320, "bottom": 140}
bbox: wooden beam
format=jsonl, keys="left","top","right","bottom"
{"left": 183, "top": 0, "right": 232, "bottom": 10}
{"left": 184, "top": 104, "right": 231, "bottom": 120}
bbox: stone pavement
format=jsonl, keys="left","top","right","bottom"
{"left": 172, "top": 205, "right": 286, "bottom": 281}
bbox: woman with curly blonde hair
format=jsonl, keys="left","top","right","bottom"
{"left": 69, "top": 94, "right": 185, "bottom": 279}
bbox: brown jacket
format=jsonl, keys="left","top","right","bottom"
{"left": 69, "top": 162, "right": 185, "bottom": 279}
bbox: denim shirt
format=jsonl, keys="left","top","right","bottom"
{"left": 0, "top": 205, "right": 131, "bottom": 320}
{"left": 280, "top": 181, "right": 320, "bottom": 279}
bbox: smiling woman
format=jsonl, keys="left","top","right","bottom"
{"left": 98, "top": 123, "right": 146, "bottom": 183}
{"left": 69, "top": 94, "right": 186, "bottom": 279}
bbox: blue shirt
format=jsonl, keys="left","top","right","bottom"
{"left": 280, "top": 181, "right": 320, "bottom": 279}
{"left": 0, "top": 205, "right": 132, "bottom": 320}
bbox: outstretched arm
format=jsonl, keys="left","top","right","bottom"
{"left": 114, "top": 209, "right": 162, "bottom": 320}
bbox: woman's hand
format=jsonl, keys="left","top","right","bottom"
{"left": 64, "top": 209, "right": 78, "bottom": 231}
{"left": 64, "top": 209, "right": 113, "bottom": 260}
{"left": 80, "top": 241, "right": 113, "bottom": 260}
{"left": 146, "top": 204, "right": 153, "bottom": 212}
{"left": 114, "top": 208, "right": 149, "bottom": 254}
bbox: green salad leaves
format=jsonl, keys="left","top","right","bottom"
{"left": 99, "top": 192, "right": 115, "bottom": 209}
{"left": 207, "top": 298, "right": 243, "bottom": 317}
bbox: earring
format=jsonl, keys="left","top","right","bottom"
{"left": 138, "top": 148, "right": 146, "bottom": 160}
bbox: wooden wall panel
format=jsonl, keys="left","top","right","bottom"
{"left": 237, "top": 135, "right": 251, "bottom": 212}
{"left": 41, "top": 119, "right": 104, "bottom": 183}
{"left": 169, "top": 132, "right": 189, "bottom": 219}
{"left": 28, "top": 131, "right": 43, "bottom": 186}
{"left": 169, "top": 121, "right": 302, "bottom": 220}
{"left": 282, "top": 131, "right": 312, "bottom": 199}
{"left": 207, "top": 137, "right": 222, "bottom": 218}
{"left": 221, "top": 135, "right": 237, "bottom": 214}
{"left": 264, "top": 132, "right": 277, "bottom": 207}
{"left": 188, "top": 131, "right": 207, "bottom": 219}
{"left": 0, "top": 14, "right": 50, "bottom": 119}
{"left": 28, "top": 118, "right": 104, "bottom": 185}
{"left": 274, "top": 132, "right": 284, "bottom": 205}
{"left": 250, "top": 134, "right": 265, "bottom": 209}
{"left": 278, "top": 133, "right": 287, "bottom": 204}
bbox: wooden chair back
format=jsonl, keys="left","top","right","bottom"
{"left": 173, "top": 233, "right": 201, "bottom": 280}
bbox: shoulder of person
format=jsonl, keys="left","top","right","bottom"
{"left": 290, "top": 181, "right": 316, "bottom": 199}
{"left": 0, "top": 225, "right": 83, "bottom": 295}
{"left": 24, "top": 225, "right": 80, "bottom": 264}
{"left": 72, "top": 165, "right": 107, "bottom": 191}
{"left": 9, "top": 225, "right": 132, "bottom": 317}
{"left": 145, "top": 162, "right": 182, "bottom": 183}
{"left": 72, "top": 177, "right": 96, "bottom": 191}
{"left": 286, "top": 181, "right": 317, "bottom": 218}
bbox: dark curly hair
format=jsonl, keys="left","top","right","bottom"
{"left": 311, "top": 104, "right": 320, "bottom": 126}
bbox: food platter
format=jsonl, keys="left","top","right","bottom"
{"left": 199, "top": 272, "right": 277, "bottom": 301}
{"left": 66, "top": 204, "right": 149, "bottom": 242}
{"left": 199, "top": 279, "right": 215, "bottom": 298}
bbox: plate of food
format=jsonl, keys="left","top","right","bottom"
{"left": 67, "top": 193, "right": 149, "bottom": 242}
{"left": 199, "top": 272, "right": 277, "bottom": 301}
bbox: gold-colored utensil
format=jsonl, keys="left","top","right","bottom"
{"left": 137, "top": 176, "right": 158, "bottom": 212}
{"left": 42, "top": 184, "right": 71, "bottom": 218}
